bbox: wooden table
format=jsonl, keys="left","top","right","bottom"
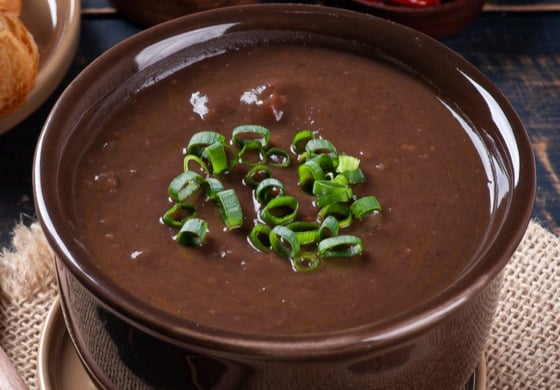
{"left": 1, "top": 0, "right": 558, "bottom": 248}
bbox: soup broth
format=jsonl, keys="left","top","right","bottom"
{"left": 72, "top": 43, "right": 491, "bottom": 335}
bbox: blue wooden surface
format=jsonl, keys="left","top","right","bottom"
{"left": 1, "top": 0, "right": 560, "bottom": 247}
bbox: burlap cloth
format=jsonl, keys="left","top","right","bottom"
{"left": 0, "top": 220, "right": 558, "bottom": 389}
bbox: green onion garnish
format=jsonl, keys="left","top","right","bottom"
{"left": 168, "top": 171, "right": 203, "bottom": 202}
{"left": 260, "top": 195, "right": 299, "bottom": 225}
{"left": 187, "top": 131, "right": 225, "bottom": 157}
{"left": 291, "top": 251, "right": 322, "bottom": 272}
{"left": 162, "top": 202, "right": 197, "bottom": 228}
{"left": 215, "top": 189, "right": 243, "bottom": 229}
{"left": 255, "top": 178, "right": 286, "bottom": 205}
{"left": 269, "top": 225, "right": 300, "bottom": 259}
{"left": 248, "top": 224, "right": 272, "bottom": 252}
{"left": 176, "top": 218, "right": 208, "bottom": 247}
{"left": 244, "top": 164, "right": 272, "bottom": 188}
{"left": 265, "top": 147, "right": 291, "bottom": 168}
{"left": 318, "top": 235, "right": 364, "bottom": 258}
{"left": 164, "top": 126, "right": 382, "bottom": 272}
{"left": 291, "top": 129, "right": 315, "bottom": 155}
{"left": 232, "top": 125, "right": 270, "bottom": 148}
{"left": 350, "top": 196, "right": 382, "bottom": 219}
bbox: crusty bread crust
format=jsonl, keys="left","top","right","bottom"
{"left": 0, "top": 12, "right": 39, "bottom": 118}
{"left": 0, "top": 0, "right": 21, "bottom": 15}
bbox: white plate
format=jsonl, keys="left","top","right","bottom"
{"left": 0, "top": 0, "right": 80, "bottom": 134}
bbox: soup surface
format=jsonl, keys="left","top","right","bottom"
{"left": 72, "top": 43, "right": 491, "bottom": 335}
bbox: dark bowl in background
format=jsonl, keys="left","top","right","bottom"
{"left": 346, "top": 0, "right": 487, "bottom": 37}
{"left": 109, "top": 0, "right": 487, "bottom": 37}
{"left": 33, "top": 4, "right": 534, "bottom": 389}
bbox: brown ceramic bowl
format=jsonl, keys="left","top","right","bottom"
{"left": 34, "top": 4, "right": 535, "bottom": 389}
{"left": 344, "top": 0, "right": 487, "bottom": 37}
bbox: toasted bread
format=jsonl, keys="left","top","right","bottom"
{"left": 0, "top": 12, "right": 39, "bottom": 118}
{"left": 0, "top": 0, "right": 21, "bottom": 15}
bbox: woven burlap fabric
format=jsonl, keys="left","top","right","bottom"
{"left": 0, "top": 220, "right": 558, "bottom": 389}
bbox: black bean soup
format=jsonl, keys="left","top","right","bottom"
{"left": 72, "top": 43, "right": 491, "bottom": 335}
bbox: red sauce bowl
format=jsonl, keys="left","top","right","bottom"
{"left": 346, "top": 0, "right": 487, "bottom": 37}
{"left": 34, "top": 4, "right": 534, "bottom": 389}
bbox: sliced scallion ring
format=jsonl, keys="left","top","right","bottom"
{"left": 265, "top": 147, "right": 291, "bottom": 168}
{"left": 318, "top": 215, "right": 339, "bottom": 241}
{"left": 248, "top": 224, "right": 272, "bottom": 252}
{"left": 183, "top": 154, "right": 209, "bottom": 175}
{"left": 317, "top": 203, "right": 352, "bottom": 228}
{"left": 187, "top": 131, "right": 225, "bottom": 157}
{"left": 350, "top": 196, "right": 382, "bottom": 219}
{"left": 204, "top": 141, "right": 230, "bottom": 174}
{"left": 336, "top": 154, "right": 360, "bottom": 173}
{"left": 291, "top": 251, "right": 322, "bottom": 272}
{"left": 168, "top": 171, "right": 203, "bottom": 202}
{"left": 260, "top": 195, "right": 299, "bottom": 225}
{"left": 162, "top": 203, "right": 197, "bottom": 228}
{"left": 232, "top": 125, "right": 270, "bottom": 148}
{"left": 305, "top": 138, "right": 338, "bottom": 162}
{"left": 176, "top": 218, "right": 208, "bottom": 247}
{"left": 318, "top": 235, "right": 363, "bottom": 258}
{"left": 285, "top": 221, "right": 319, "bottom": 246}
{"left": 215, "top": 189, "right": 243, "bottom": 229}
{"left": 298, "top": 158, "right": 325, "bottom": 193}
{"left": 269, "top": 225, "right": 300, "bottom": 259}
{"left": 202, "top": 177, "right": 224, "bottom": 199}
{"left": 255, "top": 178, "right": 285, "bottom": 205}
{"left": 340, "top": 168, "right": 366, "bottom": 184}
{"left": 291, "top": 129, "right": 315, "bottom": 155}
{"left": 244, "top": 164, "right": 272, "bottom": 188}
{"left": 239, "top": 140, "right": 265, "bottom": 166}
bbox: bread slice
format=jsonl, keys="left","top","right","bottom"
{"left": 0, "top": 0, "right": 21, "bottom": 15}
{"left": 0, "top": 12, "right": 39, "bottom": 118}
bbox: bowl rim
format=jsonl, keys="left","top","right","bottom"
{"left": 33, "top": 3, "right": 535, "bottom": 359}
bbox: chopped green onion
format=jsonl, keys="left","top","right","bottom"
{"left": 317, "top": 203, "right": 352, "bottom": 228}
{"left": 168, "top": 171, "right": 203, "bottom": 202}
{"left": 318, "top": 235, "right": 363, "bottom": 258}
{"left": 269, "top": 225, "right": 300, "bottom": 259}
{"left": 350, "top": 196, "right": 382, "bottom": 219}
{"left": 215, "top": 189, "right": 243, "bottom": 229}
{"left": 248, "top": 224, "right": 272, "bottom": 252}
{"left": 204, "top": 142, "right": 229, "bottom": 174}
{"left": 313, "top": 180, "right": 353, "bottom": 208}
{"left": 176, "top": 218, "right": 208, "bottom": 247}
{"left": 291, "top": 129, "right": 315, "bottom": 155}
{"left": 298, "top": 158, "right": 325, "bottom": 193}
{"left": 305, "top": 138, "right": 338, "bottom": 163}
{"left": 255, "top": 178, "right": 286, "bottom": 205}
{"left": 183, "top": 154, "right": 209, "bottom": 175}
{"left": 286, "top": 221, "right": 319, "bottom": 246}
{"left": 340, "top": 168, "right": 366, "bottom": 184}
{"left": 336, "top": 154, "right": 360, "bottom": 173}
{"left": 239, "top": 140, "right": 265, "bottom": 166}
{"left": 265, "top": 147, "right": 291, "bottom": 168}
{"left": 291, "top": 252, "right": 322, "bottom": 272}
{"left": 232, "top": 125, "right": 270, "bottom": 148}
{"left": 260, "top": 195, "right": 299, "bottom": 225}
{"left": 202, "top": 177, "right": 225, "bottom": 199}
{"left": 318, "top": 215, "right": 339, "bottom": 241}
{"left": 162, "top": 203, "right": 197, "bottom": 228}
{"left": 244, "top": 164, "right": 272, "bottom": 188}
{"left": 187, "top": 131, "right": 225, "bottom": 157}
